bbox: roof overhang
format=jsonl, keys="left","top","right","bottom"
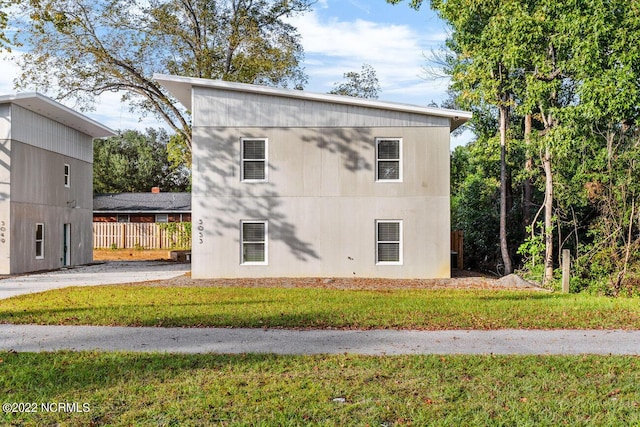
{"left": 0, "top": 93, "right": 115, "bottom": 138}
{"left": 154, "top": 73, "right": 472, "bottom": 132}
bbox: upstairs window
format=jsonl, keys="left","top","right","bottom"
{"left": 35, "top": 223, "right": 45, "bottom": 259}
{"left": 376, "top": 220, "right": 402, "bottom": 264}
{"left": 64, "top": 164, "right": 70, "bottom": 187}
{"left": 376, "top": 138, "right": 402, "bottom": 181}
{"left": 241, "top": 138, "right": 268, "bottom": 182}
{"left": 241, "top": 220, "right": 267, "bottom": 264}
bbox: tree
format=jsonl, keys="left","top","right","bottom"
{"left": 329, "top": 63, "right": 381, "bottom": 99}
{"left": 13, "top": 0, "right": 313, "bottom": 157}
{"left": 391, "top": 0, "right": 640, "bottom": 292}
{"left": 94, "top": 129, "right": 191, "bottom": 193}
{"left": 0, "top": 0, "right": 18, "bottom": 51}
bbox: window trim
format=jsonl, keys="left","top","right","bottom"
{"left": 35, "top": 223, "right": 45, "bottom": 260}
{"left": 64, "top": 164, "right": 70, "bottom": 188}
{"left": 155, "top": 214, "right": 169, "bottom": 223}
{"left": 240, "top": 220, "right": 268, "bottom": 265}
{"left": 240, "top": 138, "right": 268, "bottom": 182}
{"left": 375, "top": 220, "right": 403, "bottom": 265}
{"left": 375, "top": 138, "right": 403, "bottom": 182}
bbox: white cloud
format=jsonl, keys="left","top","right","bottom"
{"left": 0, "top": 51, "right": 162, "bottom": 133}
{"left": 288, "top": 11, "right": 449, "bottom": 105}
{"left": 0, "top": 52, "right": 23, "bottom": 94}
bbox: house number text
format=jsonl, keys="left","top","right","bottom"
{"left": 197, "top": 219, "right": 204, "bottom": 244}
{"left": 0, "top": 221, "right": 5, "bottom": 244}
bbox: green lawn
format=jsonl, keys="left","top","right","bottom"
{"left": 0, "top": 285, "right": 639, "bottom": 329}
{"left": 1, "top": 352, "right": 639, "bottom": 426}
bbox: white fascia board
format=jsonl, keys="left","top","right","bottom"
{"left": 0, "top": 93, "right": 115, "bottom": 138}
{"left": 154, "top": 73, "right": 472, "bottom": 132}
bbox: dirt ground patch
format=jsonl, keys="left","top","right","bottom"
{"left": 91, "top": 252, "right": 545, "bottom": 291}
{"left": 143, "top": 272, "right": 546, "bottom": 291}
{"left": 93, "top": 249, "right": 173, "bottom": 261}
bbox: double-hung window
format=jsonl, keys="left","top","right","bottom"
{"left": 376, "top": 138, "right": 402, "bottom": 181}
{"left": 241, "top": 138, "right": 268, "bottom": 182}
{"left": 241, "top": 220, "right": 268, "bottom": 264}
{"left": 376, "top": 220, "right": 402, "bottom": 264}
{"left": 64, "top": 164, "right": 70, "bottom": 187}
{"left": 35, "top": 223, "right": 45, "bottom": 259}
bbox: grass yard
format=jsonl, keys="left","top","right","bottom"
{"left": 1, "top": 352, "right": 639, "bottom": 426}
{"left": 1, "top": 285, "right": 639, "bottom": 329}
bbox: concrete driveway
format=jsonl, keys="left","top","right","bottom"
{"left": 0, "top": 261, "right": 190, "bottom": 300}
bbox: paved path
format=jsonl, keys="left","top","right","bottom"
{"left": 0, "top": 263, "right": 638, "bottom": 356}
{"left": 0, "top": 261, "right": 190, "bottom": 300}
{"left": 1, "top": 325, "right": 639, "bottom": 355}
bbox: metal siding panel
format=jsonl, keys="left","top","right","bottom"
{"left": 11, "top": 141, "right": 93, "bottom": 209}
{"left": 11, "top": 105, "right": 93, "bottom": 163}
{"left": 194, "top": 87, "right": 450, "bottom": 128}
{"left": 0, "top": 104, "right": 11, "bottom": 140}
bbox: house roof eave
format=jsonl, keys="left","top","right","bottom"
{"left": 0, "top": 93, "right": 115, "bottom": 138}
{"left": 153, "top": 73, "right": 472, "bottom": 132}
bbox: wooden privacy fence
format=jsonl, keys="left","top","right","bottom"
{"left": 451, "top": 230, "right": 464, "bottom": 269}
{"left": 93, "top": 222, "right": 191, "bottom": 249}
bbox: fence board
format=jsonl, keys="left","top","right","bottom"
{"left": 451, "top": 230, "right": 464, "bottom": 269}
{"left": 93, "top": 222, "right": 191, "bottom": 249}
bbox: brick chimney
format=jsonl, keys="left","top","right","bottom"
{"left": 151, "top": 187, "right": 160, "bottom": 193}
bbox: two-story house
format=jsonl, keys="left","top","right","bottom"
{"left": 0, "top": 93, "right": 113, "bottom": 274}
{"left": 155, "top": 74, "right": 471, "bottom": 279}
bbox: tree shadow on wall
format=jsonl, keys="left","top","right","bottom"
{"left": 193, "top": 124, "right": 375, "bottom": 263}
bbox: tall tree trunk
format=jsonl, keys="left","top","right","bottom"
{"left": 543, "top": 145, "right": 554, "bottom": 285}
{"left": 523, "top": 114, "right": 534, "bottom": 226}
{"left": 499, "top": 104, "right": 513, "bottom": 275}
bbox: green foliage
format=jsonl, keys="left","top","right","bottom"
{"left": 158, "top": 222, "right": 191, "bottom": 249}
{"left": 93, "top": 129, "right": 190, "bottom": 193}
{"left": 394, "top": 0, "right": 640, "bottom": 293}
{"left": 0, "top": 0, "right": 19, "bottom": 51}
{"left": 451, "top": 132, "right": 527, "bottom": 272}
{"left": 517, "top": 224, "right": 545, "bottom": 271}
{"left": 13, "top": 0, "right": 313, "bottom": 153}
{"left": 329, "top": 63, "right": 381, "bottom": 99}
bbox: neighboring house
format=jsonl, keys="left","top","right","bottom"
{"left": 155, "top": 74, "right": 471, "bottom": 279}
{"left": 0, "top": 93, "right": 114, "bottom": 274}
{"left": 93, "top": 191, "right": 191, "bottom": 223}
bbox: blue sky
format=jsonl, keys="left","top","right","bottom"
{"left": 0, "top": 1, "right": 464, "bottom": 141}
{"left": 292, "top": 0, "right": 451, "bottom": 105}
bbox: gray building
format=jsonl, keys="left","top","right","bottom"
{"left": 0, "top": 93, "right": 113, "bottom": 274}
{"left": 156, "top": 74, "right": 471, "bottom": 279}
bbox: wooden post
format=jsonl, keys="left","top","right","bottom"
{"left": 457, "top": 232, "right": 464, "bottom": 270}
{"left": 562, "top": 249, "right": 570, "bottom": 293}
{"left": 120, "top": 223, "right": 126, "bottom": 249}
